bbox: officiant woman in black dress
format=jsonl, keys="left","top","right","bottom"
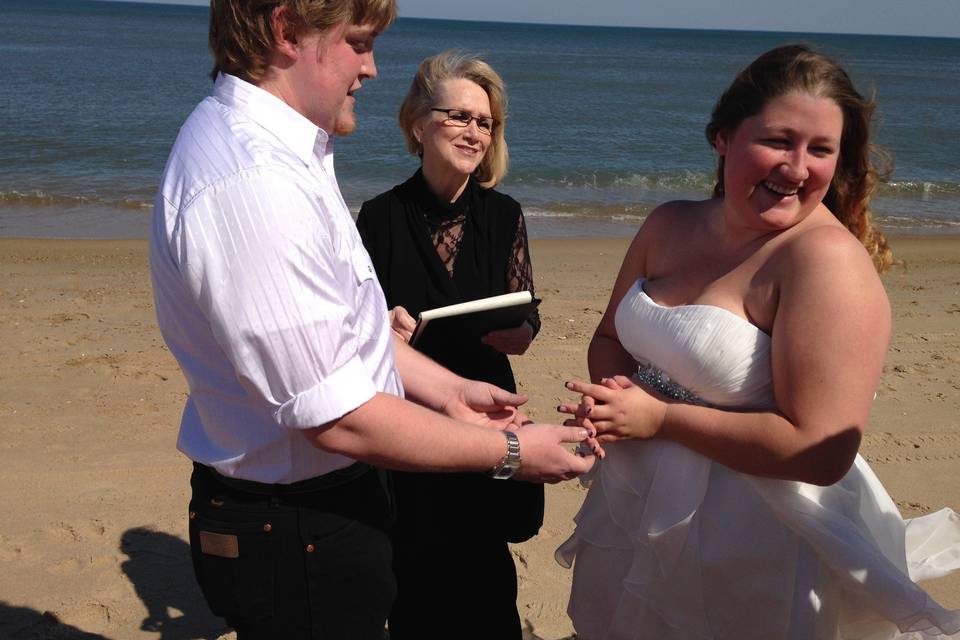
{"left": 356, "top": 51, "right": 542, "bottom": 639}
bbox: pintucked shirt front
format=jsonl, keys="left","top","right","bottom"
{"left": 150, "top": 74, "right": 402, "bottom": 484}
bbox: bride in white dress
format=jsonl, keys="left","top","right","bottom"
{"left": 557, "top": 45, "right": 960, "bottom": 639}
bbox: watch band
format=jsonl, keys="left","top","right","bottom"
{"left": 488, "top": 430, "right": 521, "bottom": 480}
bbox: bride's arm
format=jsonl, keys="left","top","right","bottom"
{"left": 586, "top": 211, "right": 660, "bottom": 382}
{"left": 566, "top": 226, "right": 891, "bottom": 486}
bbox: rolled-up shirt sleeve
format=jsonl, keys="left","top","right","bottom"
{"left": 175, "top": 167, "right": 377, "bottom": 428}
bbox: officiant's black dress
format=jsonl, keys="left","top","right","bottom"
{"left": 357, "top": 170, "right": 543, "bottom": 640}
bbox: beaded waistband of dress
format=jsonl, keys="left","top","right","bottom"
{"left": 633, "top": 363, "right": 706, "bottom": 406}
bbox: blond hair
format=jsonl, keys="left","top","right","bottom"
{"left": 208, "top": 0, "right": 396, "bottom": 82}
{"left": 397, "top": 51, "right": 510, "bottom": 187}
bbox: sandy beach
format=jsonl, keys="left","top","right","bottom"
{"left": 1, "top": 234, "right": 958, "bottom": 639}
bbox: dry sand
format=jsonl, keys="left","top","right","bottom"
{"left": 1, "top": 235, "right": 958, "bottom": 639}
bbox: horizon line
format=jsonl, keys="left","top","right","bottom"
{"left": 67, "top": 0, "right": 960, "bottom": 40}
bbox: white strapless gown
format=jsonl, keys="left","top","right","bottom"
{"left": 557, "top": 279, "right": 960, "bottom": 639}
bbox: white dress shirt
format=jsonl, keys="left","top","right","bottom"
{"left": 150, "top": 74, "right": 403, "bottom": 483}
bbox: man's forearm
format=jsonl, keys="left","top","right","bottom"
{"left": 392, "top": 334, "right": 464, "bottom": 410}
{"left": 302, "top": 392, "right": 594, "bottom": 483}
{"left": 303, "top": 392, "right": 504, "bottom": 472}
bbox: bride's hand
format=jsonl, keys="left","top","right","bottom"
{"left": 559, "top": 376, "right": 666, "bottom": 443}
{"left": 558, "top": 391, "right": 605, "bottom": 458}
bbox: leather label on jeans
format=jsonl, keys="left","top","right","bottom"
{"left": 199, "top": 531, "right": 239, "bottom": 558}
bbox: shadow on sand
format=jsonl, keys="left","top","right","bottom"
{"left": 0, "top": 526, "right": 228, "bottom": 639}
{"left": 120, "top": 527, "right": 230, "bottom": 640}
{"left": 0, "top": 602, "right": 109, "bottom": 639}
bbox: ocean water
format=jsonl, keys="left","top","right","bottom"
{"left": 2, "top": 0, "right": 959, "bottom": 238}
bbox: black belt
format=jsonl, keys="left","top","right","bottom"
{"left": 198, "top": 461, "right": 372, "bottom": 496}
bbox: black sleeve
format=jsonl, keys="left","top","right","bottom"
{"left": 356, "top": 201, "right": 373, "bottom": 253}
{"left": 506, "top": 211, "right": 541, "bottom": 338}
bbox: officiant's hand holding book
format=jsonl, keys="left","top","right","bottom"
{"left": 388, "top": 305, "right": 417, "bottom": 342}
{"left": 481, "top": 320, "right": 535, "bottom": 355}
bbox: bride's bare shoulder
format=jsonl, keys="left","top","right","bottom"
{"left": 639, "top": 198, "right": 716, "bottom": 240}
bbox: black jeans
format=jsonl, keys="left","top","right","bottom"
{"left": 188, "top": 463, "right": 395, "bottom": 640}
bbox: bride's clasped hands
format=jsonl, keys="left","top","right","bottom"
{"left": 559, "top": 376, "right": 666, "bottom": 448}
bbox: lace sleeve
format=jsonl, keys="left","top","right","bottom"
{"left": 506, "top": 213, "right": 541, "bottom": 338}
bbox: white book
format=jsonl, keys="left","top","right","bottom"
{"left": 409, "top": 291, "right": 541, "bottom": 349}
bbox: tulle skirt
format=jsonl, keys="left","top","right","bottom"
{"left": 557, "top": 440, "right": 960, "bottom": 639}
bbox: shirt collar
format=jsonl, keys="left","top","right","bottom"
{"left": 213, "top": 73, "right": 330, "bottom": 165}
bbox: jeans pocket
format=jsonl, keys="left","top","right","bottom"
{"left": 189, "top": 508, "right": 275, "bottom": 621}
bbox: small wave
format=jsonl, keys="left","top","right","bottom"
{"left": 876, "top": 214, "right": 960, "bottom": 230}
{"left": 524, "top": 202, "right": 653, "bottom": 221}
{"left": 0, "top": 190, "right": 152, "bottom": 210}
{"left": 878, "top": 181, "right": 960, "bottom": 199}
{"left": 524, "top": 209, "right": 577, "bottom": 219}
{"left": 511, "top": 171, "right": 714, "bottom": 193}
{"left": 611, "top": 171, "right": 714, "bottom": 192}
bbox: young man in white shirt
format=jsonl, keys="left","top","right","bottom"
{"left": 149, "top": 0, "right": 594, "bottom": 637}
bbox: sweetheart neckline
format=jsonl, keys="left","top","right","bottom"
{"left": 634, "top": 278, "right": 771, "bottom": 339}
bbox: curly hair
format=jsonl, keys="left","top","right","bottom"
{"left": 397, "top": 50, "right": 510, "bottom": 187}
{"left": 208, "top": 0, "right": 396, "bottom": 82}
{"left": 705, "top": 44, "right": 894, "bottom": 272}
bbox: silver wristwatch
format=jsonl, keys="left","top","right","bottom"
{"left": 488, "top": 430, "right": 521, "bottom": 479}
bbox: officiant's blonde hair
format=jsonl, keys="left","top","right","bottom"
{"left": 398, "top": 51, "right": 510, "bottom": 188}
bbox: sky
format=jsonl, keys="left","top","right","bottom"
{"left": 108, "top": 0, "right": 960, "bottom": 39}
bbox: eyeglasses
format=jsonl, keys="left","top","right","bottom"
{"left": 430, "top": 108, "right": 497, "bottom": 135}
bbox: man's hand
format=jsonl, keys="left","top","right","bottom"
{"left": 512, "top": 423, "right": 596, "bottom": 483}
{"left": 481, "top": 321, "right": 534, "bottom": 355}
{"left": 388, "top": 305, "right": 416, "bottom": 342}
{"left": 440, "top": 379, "right": 529, "bottom": 430}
